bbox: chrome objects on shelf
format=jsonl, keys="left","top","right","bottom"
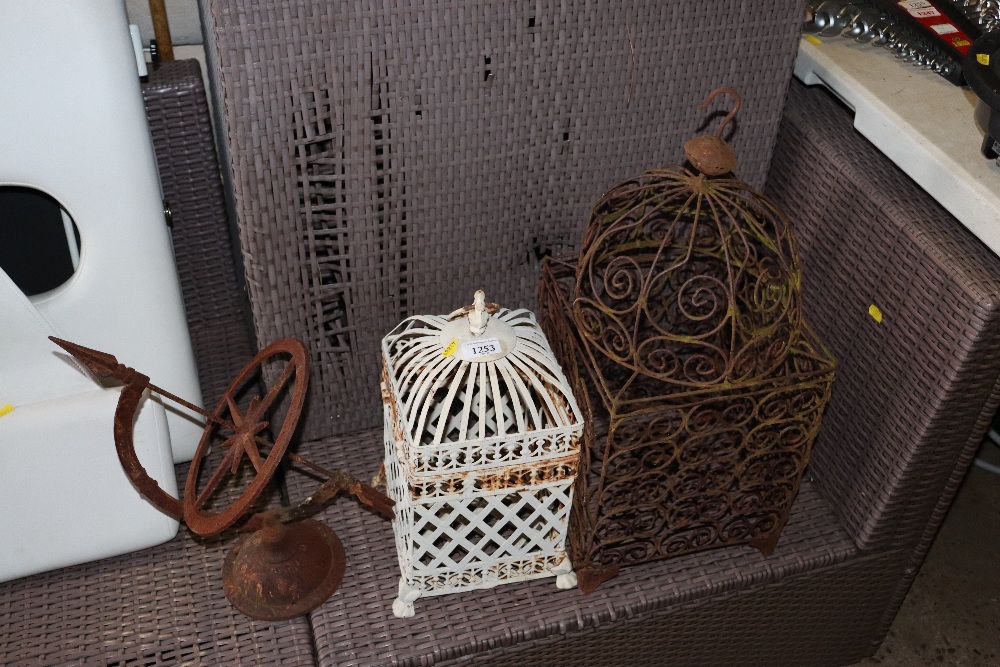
{"left": 804, "top": 0, "right": 987, "bottom": 84}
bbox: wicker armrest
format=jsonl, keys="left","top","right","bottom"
{"left": 766, "top": 80, "right": 1000, "bottom": 552}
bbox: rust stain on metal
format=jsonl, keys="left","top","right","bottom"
{"left": 266, "top": 456, "right": 395, "bottom": 524}
{"left": 683, "top": 87, "right": 741, "bottom": 177}
{"left": 222, "top": 513, "right": 345, "bottom": 622}
{"left": 381, "top": 365, "right": 406, "bottom": 444}
{"left": 684, "top": 135, "right": 737, "bottom": 178}
{"left": 406, "top": 457, "right": 578, "bottom": 499}
{"left": 183, "top": 338, "right": 311, "bottom": 536}
{"left": 473, "top": 458, "right": 577, "bottom": 492}
{"left": 576, "top": 562, "right": 620, "bottom": 595}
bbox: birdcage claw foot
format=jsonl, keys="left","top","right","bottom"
{"left": 392, "top": 581, "right": 420, "bottom": 618}
{"left": 552, "top": 558, "right": 576, "bottom": 589}
{"left": 555, "top": 570, "right": 577, "bottom": 590}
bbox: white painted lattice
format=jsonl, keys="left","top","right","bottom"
{"left": 381, "top": 292, "right": 582, "bottom": 617}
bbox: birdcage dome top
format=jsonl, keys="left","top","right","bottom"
{"left": 571, "top": 88, "right": 803, "bottom": 395}
{"left": 382, "top": 291, "right": 581, "bottom": 448}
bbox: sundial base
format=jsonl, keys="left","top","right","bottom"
{"left": 222, "top": 516, "right": 346, "bottom": 621}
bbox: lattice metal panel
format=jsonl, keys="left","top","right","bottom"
{"left": 382, "top": 292, "right": 582, "bottom": 616}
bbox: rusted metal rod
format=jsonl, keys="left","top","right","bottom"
{"left": 285, "top": 451, "right": 338, "bottom": 479}
{"left": 49, "top": 334, "right": 388, "bottom": 521}
{"left": 150, "top": 380, "right": 354, "bottom": 505}
{"left": 147, "top": 381, "right": 217, "bottom": 424}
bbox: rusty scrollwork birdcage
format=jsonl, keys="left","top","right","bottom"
{"left": 538, "top": 87, "right": 836, "bottom": 594}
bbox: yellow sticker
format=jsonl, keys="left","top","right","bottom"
{"left": 804, "top": 35, "right": 822, "bottom": 45}
{"left": 868, "top": 304, "right": 883, "bottom": 323}
{"left": 978, "top": 53, "right": 991, "bottom": 66}
{"left": 442, "top": 339, "right": 458, "bottom": 357}
{"left": 0, "top": 404, "right": 13, "bottom": 418}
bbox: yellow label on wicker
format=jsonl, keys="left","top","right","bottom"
{"left": 868, "top": 304, "right": 883, "bottom": 323}
{"left": 804, "top": 35, "right": 822, "bottom": 45}
{"left": 978, "top": 53, "right": 991, "bottom": 66}
{"left": 0, "top": 404, "right": 13, "bottom": 418}
{"left": 442, "top": 339, "right": 458, "bottom": 358}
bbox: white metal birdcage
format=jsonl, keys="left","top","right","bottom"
{"left": 380, "top": 290, "right": 583, "bottom": 617}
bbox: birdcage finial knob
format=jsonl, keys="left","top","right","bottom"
{"left": 446, "top": 290, "right": 499, "bottom": 336}
{"left": 469, "top": 290, "right": 489, "bottom": 335}
{"left": 684, "top": 87, "right": 741, "bottom": 177}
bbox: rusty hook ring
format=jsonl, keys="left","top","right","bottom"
{"left": 698, "top": 87, "right": 741, "bottom": 139}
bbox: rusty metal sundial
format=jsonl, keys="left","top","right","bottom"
{"left": 49, "top": 336, "right": 393, "bottom": 621}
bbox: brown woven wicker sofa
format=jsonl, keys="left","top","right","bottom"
{"left": 4, "top": 2, "right": 1000, "bottom": 665}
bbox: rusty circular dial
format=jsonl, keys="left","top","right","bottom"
{"left": 183, "top": 338, "right": 309, "bottom": 536}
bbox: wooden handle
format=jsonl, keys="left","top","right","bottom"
{"left": 148, "top": 0, "right": 174, "bottom": 61}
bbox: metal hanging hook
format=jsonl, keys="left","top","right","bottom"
{"left": 698, "top": 87, "right": 742, "bottom": 139}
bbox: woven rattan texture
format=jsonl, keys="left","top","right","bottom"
{"left": 142, "top": 59, "right": 256, "bottom": 408}
{"left": 0, "top": 464, "right": 315, "bottom": 667}
{"left": 283, "top": 428, "right": 857, "bottom": 667}
{"left": 766, "top": 80, "right": 1000, "bottom": 552}
{"left": 444, "top": 551, "right": 901, "bottom": 667}
{"left": 875, "top": 379, "right": 1000, "bottom": 639}
{"left": 201, "top": 0, "right": 806, "bottom": 441}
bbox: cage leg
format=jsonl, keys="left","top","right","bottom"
{"left": 392, "top": 578, "right": 420, "bottom": 618}
{"left": 749, "top": 522, "right": 788, "bottom": 557}
{"left": 576, "top": 563, "right": 620, "bottom": 594}
{"left": 552, "top": 555, "right": 577, "bottom": 589}
{"left": 555, "top": 571, "right": 578, "bottom": 589}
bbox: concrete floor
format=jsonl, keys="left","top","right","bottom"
{"left": 853, "top": 440, "right": 1000, "bottom": 667}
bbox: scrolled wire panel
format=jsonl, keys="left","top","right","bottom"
{"left": 578, "top": 320, "right": 836, "bottom": 418}
{"left": 572, "top": 168, "right": 803, "bottom": 403}
{"left": 539, "top": 257, "right": 835, "bottom": 588}
{"left": 580, "top": 371, "right": 832, "bottom": 570}
{"left": 382, "top": 308, "right": 583, "bottom": 477}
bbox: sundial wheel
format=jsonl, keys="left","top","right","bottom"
{"left": 183, "top": 338, "right": 310, "bottom": 536}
